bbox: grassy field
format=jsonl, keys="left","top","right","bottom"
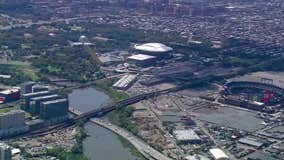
{"left": 0, "top": 61, "right": 39, "bottom": 85}
{"left": 0, "top": 106, "right": 31, "bottom": 119}
{"left": 0, "top": 106, "right": 16, "bottom": 113}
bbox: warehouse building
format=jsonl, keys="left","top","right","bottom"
{"left": 134, "top": 43, "right": 173, "bottom": 59}
{"left": 40, "top": 98, "right": 69, "bottom": 120}
{"left": 0, "top": 110, "right": 28, "bottom": 138}
{"left": 113, "top": 74, "right": 138, "bottom": 90}
{"left": 98, "top": 54, "right": 124, "bottom": 66}
{"left": 246, "top": 150, "right": 279, "bottom": 160}
{"left": 30, "top": 94, "right": 61, "bottom": 115}
{"left": 238, "top": 137, "right": 267, "bottom": 149}
{"left": 127, "top": 54, "right": 156, "bottom": 67}
{"left": 173, "top": 129, "right": 202, "bottom": 144}
{"left": 209, "top": 148, "right": 229, "bottom": 160}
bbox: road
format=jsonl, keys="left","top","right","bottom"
{"left": 70, "top": 108, "right": 173, "bottom": 160}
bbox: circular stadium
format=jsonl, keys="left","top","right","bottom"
{"left": 225, "top": 72, "right": 284, "bottom": 105}
{"left": 134, "top": 43, "right": 173, "bottom": 58}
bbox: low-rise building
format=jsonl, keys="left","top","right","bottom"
{"left": 238, "top": 137, "right": 266, "bottom": 149}
{"left": 173, "top": 129, "right": 202, "bottom": 144}
{"left": 127, "top": 54, "right": 156, "bottom": 67}
{"left": 112, "top": 74, "right": 138, "bottom": 90}
{"left": 209, "top": 148, "right": 229, "bottom": 160}
{"left": 0, "top": 88, "right": 20, "bottom": 103}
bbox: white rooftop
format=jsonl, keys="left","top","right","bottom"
{"left": 113, "top": 74, "right": 137, "bottom": 89}
{"left": 209, "top": 148, "right": 229, "bottom": 160}
{"left": 134, "top": 43, "right": 173, "bottom": 53}
{"left": 185, "top": 154, "right": 210, "bottom": 160}
{"left": 0, "top": 88, "right": 19, "bottom": 95}
{"left": 128, "top": 54, "right": 156, "bottom": 61}
{"left": 173, "top": 129, "right": 201, "bottom": 141}
{"left": 12, "top": 148, "right": 21, "bottom": 155}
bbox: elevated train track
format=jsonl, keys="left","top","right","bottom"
{"left": 28, "top": 86, "right": 179, "bottom": 136}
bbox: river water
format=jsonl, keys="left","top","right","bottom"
{"left": 68, "top": 87, "right": 137, "bottom": 160}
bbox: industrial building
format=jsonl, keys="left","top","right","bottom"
{"left": 173, "top": 129, "right": 202, "bottom": 144}
{"left": 40, "top": 98, "right": 69, "bottom": 120}
{"left": 238, "top": 137, "right": 267, "bottom": 149}
{"left": 0, "top": 143, "right": 12, "bottom": 160}
{"left": 246, "top": 150, "right": 280, "bottom": 160}
{"left": 113, "top": 74, "right": 138, "bottom": 90}
{"left": 134, "top": 43, "right": 173, "bottom": 59}
{"left": 0, "top": 88, "right": 21, "bottom": 103}
{"left": 0, "top": 110, "right": 28, "bottom": 138}
{"left": 209, "top": 148, "right": 229, "bottom": 160}
{"left": 127, "top": 54, "right": 156, "bottom": 67}
{"left": 29, "top": 94, "right": 61, "bottom": 115}
{"left": 22, "top": 91, "right": 52, "bottom": 111}
{"left": 98, "top": 54, "right": 124, "bottom": 66}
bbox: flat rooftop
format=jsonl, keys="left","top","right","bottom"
{"left": 128, "top": 54, "right": 156, "bottom": 61}
{"left": 22, "top": 91, "right": 50, "bottom": 97}
{"left": 209, "top": 148, "right": 229, "bottom": 160}
{"left": 228, "top": 72, "right": 284, "bottom": 89}
{"left": 42, "top": 98, "right": 68, "bottom": 105}
{"left": 0, "top": 88, "right": 19, "bottom": 95}
{"left": 31, "top": 94, "right": 59, "bottom": 101}
{"left": 113, "top": 74, "right": 137, "bottom": 89}
{"left": 173, "top": 129, "right": 201, "bottom": 141}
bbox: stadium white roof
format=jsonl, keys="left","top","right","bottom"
{"left": 128, "top": 54, "right": 156, "bottom": 61}
{"left": 134, "top": 43, "right": 173, "bottom": 53}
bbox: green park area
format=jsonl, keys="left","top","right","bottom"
{"left": 0, "top": 61, "right": 39, "bottom": 85}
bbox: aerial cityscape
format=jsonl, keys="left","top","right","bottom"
{"left": 0, "top": 0, "right": 283, "bottom": 160}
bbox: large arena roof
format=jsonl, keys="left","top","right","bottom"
{"left": 134, "top": 43, "right": 173, "bottom": 53}
{"left": 228, "top": 72, "right": 284, "bottom": 89}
